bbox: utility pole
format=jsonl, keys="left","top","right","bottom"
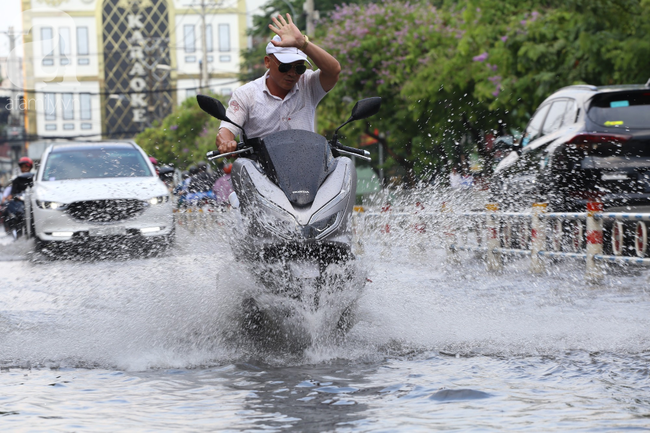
{"left": 184, "top": 0, "right": 211, "bottom": 93}
{"left": 200, "top": 0, "right": 209, "bottom": 93}
{"left": 304, "top": 0, "right": 315, "bottom": 37}
{"left": 2, "top": 27, "right": 22, "bottom": 130}
{"left": 1, "top": 26, "right": 26, "bottom": 165}
{"left": 303, "top": 1, "right": 318, "bottom": 129}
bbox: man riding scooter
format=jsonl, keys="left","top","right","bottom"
{"left": 215, "top": 13, "right": 340, "bottom": 155}
{"left": 1, "top": 157, "right": 34, "bottom": 239}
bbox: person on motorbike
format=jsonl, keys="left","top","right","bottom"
{"left": 213, "top": 162, "right": 234, "bottom": 206}
{"left": 1, "top": 157, "right": 34, "bottom": 237}
{"left": 149, "top": 156, "right": 160, "bottom": 177}
{"left": 215, "top": 13, "right": 341, "bottom": 154}
{"left": 173, "top": 171, "right": 190, "bottom": 196}
{"left": 1, "top": 157, "right": 33, "bottom": 204}
{"left": 187, "top": 161, "right": 215, "bottom": 193}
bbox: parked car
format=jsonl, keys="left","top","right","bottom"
{"left": 490, "top": 81, "right": 650, "bottom": 212}
{"left": 25, "top": 141, "right": 174, "bottom": 254}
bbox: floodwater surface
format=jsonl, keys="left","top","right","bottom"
{"left": 1, "top": 214, "right": 649, "bottom": 431}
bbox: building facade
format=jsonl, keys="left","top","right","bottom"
{"left": 0, "top": 53, "right": 26, "bottom": 184}
{"left": 21, "top": 0, "right": 247, "bottom": 158}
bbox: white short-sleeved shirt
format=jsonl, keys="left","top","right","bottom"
{"left": 220, "top": 69, "right": 327, "bottom": 139}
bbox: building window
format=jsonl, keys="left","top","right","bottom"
{"left": 185, "top": 56, "right": 196, "bottom": 63}
{"left": 45, "top": 124, "right": 57, "bottom": 131}
{"left": 80, "top": 93, "right": 91, "bottom": 120}
{"left": 218, "top": 24, "right": 230, "bottom": 52}
{"left": 59, "top": 27, "right": 71, "bottom": 65}
{"left": 205, "top": 24, "right": 213, "bottom": 52}
{"left": 184, "top": 25, "right": 195, "bottom": 53}
{"left": 219, "top": 55, "right": 231, "bottom": 63}
{"left": 77, "top": 27, "right": 89, "bottom": 56}
{"left": 44, "top": 93, "right": 56, "bottom": 121}
{"left": 62, "top": 93, "right": 74, "bottom": 120}
{"left": 81, "top": 123, "right": 92, "bottom": 130}
{"left": 63, "top": 123, "right": 74, "bottom": 130}
{"left": 41, "top": 27, "right": 54, "bottom": 66}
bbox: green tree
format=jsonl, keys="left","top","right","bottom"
{"left": 321, "top": 0, "right": 650, "bottom": 183}
{"left": 454, "top": 0, "right": 650, "bottom": 128}
{"left": 135, "top": 95, "right": 224, "bottom": 169}
{"left": 138, "top": 0, "right": 650, "bottom": 184}
{"left": 319, "top": 1, "right": 460, "bottom": 186}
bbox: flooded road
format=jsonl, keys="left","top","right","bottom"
{"left": 1, "top": 220, "right": 649, "bottom": 431}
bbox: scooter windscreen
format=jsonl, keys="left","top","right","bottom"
{"left": 255, "top": 130, "right": 336, "bottom": 206}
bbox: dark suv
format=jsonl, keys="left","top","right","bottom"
{"left": 490, "top": 82, "right": 650, "bottom": 212}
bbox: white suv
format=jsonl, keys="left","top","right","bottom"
{"left": 26, "top": 141, "right": 174, "bottom": 254}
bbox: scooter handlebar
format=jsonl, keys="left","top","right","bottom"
{"left": 335, "top": 143, "right": 371, "bottom": 158}
{"left": 206, "top": 142, "right": 250, "bottom": 160}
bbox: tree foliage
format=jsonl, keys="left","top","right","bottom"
{"left": 137, "top": 0, "right": 650, "bottom": 184}
{"left": 319, "top": 1, "right": 461, "bottom": 184}
{"left": 316, "top": 0, "right": 650, "bottom": 184}
{"left": 135, "top": 95, "right": 224, "bottom": 169}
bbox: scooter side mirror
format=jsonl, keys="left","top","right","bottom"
{"left": 350, "top": 97, "right": 382, "bottom": 121}
{"left": 331, "top": 97, "right": 382, "bottom": 145}
{"left": 197, "top": 94, "right": 249, "bottom": 146}
{"left": 196, "top": 94, "right": 229, "bottom": 122}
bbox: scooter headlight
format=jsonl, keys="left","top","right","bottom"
{"left": 305, "top": 211, "right": 342, "bottom": 239}
{"left": 255, "top": 195, "right": 298, "bottom": 239}
{"left": 36, "top": 200, "right": 69, "bottom": 210}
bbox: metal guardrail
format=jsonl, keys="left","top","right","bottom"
{"left": 356, "top": 201, "right": 650, "bottom": 281}
{"left": 173, "top": 207, "right": 228, "bottom": 232}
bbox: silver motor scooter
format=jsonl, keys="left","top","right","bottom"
{"left": 197, "top": 95, "right": 381, "bottom": 341}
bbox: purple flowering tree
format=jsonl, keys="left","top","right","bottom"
{"left": 318, "top": 0, "right": 458, "bottom": 185}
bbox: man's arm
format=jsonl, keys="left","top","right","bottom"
{"left": 269, "top": 14, "right": 341, "bottom": 92}
{"left": 215, "top": 93, "right": 248, "bottom": 154}
{"left": 301, "top": 40, "right": 340, "bottom": 92}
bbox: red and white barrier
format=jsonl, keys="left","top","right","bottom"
{"left": 443, "top": 200, "right": 650, "bottom": 281}
{"left": 357, "top": 200, "right": 650, "bottom": 280}
{"left": 636, "top": 222, "right": 647, "bottom": 257}
{"left": 485, "top": 203, "right": 501, "bottom": 271}
{"left": 531, "top": 203, "right": 547, "bottom": 274}
{"left": 585, "top": 201, "right": 604, "bottom": 280}
{"left": 442, "top": 202, "right": 459, "bottom": 264}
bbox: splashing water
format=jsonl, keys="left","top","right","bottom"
{"left": 1, "top": 188, "right": 650, "bottom": 431}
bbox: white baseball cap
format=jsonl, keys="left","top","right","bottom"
{"left": 266, "top": 35, "right": 312, "bottom": 67}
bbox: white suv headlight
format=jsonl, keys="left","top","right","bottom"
{"left": 148, "top": 195, "right": 169, "bottom": 205}
{"left": 36, "top": 200, "right": 69, "bottom": 210}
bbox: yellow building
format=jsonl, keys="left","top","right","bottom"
{"left": 21, "top": 0, "right": 248, "bottom": 156}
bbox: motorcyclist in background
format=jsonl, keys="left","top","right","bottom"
{"left": 1, "top": 157, "right": 34, "bottom": 237}
{"left": 158, "top": 166, "right": 175, "bottom": 191}
{"left": 213, "top": 162, "right": 233, "bottom": 207}
{"left": 149, "top": 156, "right": 160, "bottom": 177}
{"left": 1, "top": 157, "right": 34, "bottom": 204}
{"left": 173, "top": 170, "right": 191, "bottom": 197}
{"left": 187, "top": 161, "right": 215, "bottom": 193}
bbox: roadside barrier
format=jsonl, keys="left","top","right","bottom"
{"left": 358, "top": 200, "right": 650, "bottom": 281}
{"left": 173, "top": 206, "right": 226, "bottom": 232}
{"left": 451, "top": 201, "right": 650, "bottom": 281}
